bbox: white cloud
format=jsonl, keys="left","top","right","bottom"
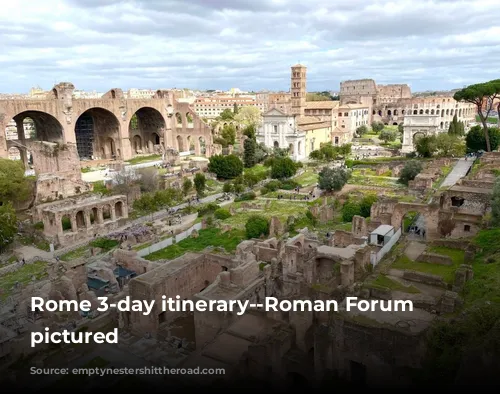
{"left": 0, "top": 0, "right": 498, "bottom": 93}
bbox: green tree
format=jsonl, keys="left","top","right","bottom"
{"left": 0, "top": 158, "right": 31, "bottom": 204}
{"left": 398, "top": 123, "right": 404, "bottom": 134}
{"left": 341, "top": 200, "right": 361, "bottom": 222}
{"left": 436, "top": 133, "right": 465, "bottom": 157}
{"left": 399, "top": 160, "right": 423, "bottom": 185}
{"left": 221, "top": 124, "right": 236, "bottom": 145}
{"left": 233, "top": 103, "right": 239, "bottom": 114}
{"left": 219, "top": 109, "right": 234, "bottom": 121}
{"left": 371, "top": 121, "right": 384, "bottom": 133}
{"left": 360, "top": 194, "right": 377, "bottom": 217}
{"left": 492, "top": 178, "right": 500, "bottom": 227}
{"left": 234, "top": 106, "right": 261, "bottom": 127}
{"left": 0, "top": 202, "right": 17, "bottom": 252}
{"left": 466, "top": 125, "right": 500, "bottom": 152}
{"left": 454, "top": 80, "right": 500, "bottom": 151}
{"left": 182, "top": 178, "right": 193, "bottom": 196}
{"left": 193, "top": 173, "right": 206, "bottom": 196}
{"left": 243, "top": 138, "right": 257, "bottom": 168}
{"left": 318, "top": 167, "right": 350, "bottom": 192}
{"left": 242, "top": 124, "right": 256, "bottom": 139}
{"left": 379, "top": 129, "right": 397, "bottom": 143}
{"left": 245, "top": 215, "right": 269, "bottom": 239}
{"left": 309, "top": 149, "right": 323, "bottom": 161}
{"left": 356, "top": 125, "right": 369, "bottom": 136}
{"left": 208, "top": 154, "right": 244, "bottom": 179}
{"left": 448, "top": 114, "right": 465, "bottom": 136}
{"left": 415, "top": 135, "right": 438, "bottom": 157}
{"left": 270, "top": 157, "right": 297, "bottom": 180}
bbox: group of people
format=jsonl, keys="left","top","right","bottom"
{"left": 409, "top": 226, "right": 426, "bottom": 238}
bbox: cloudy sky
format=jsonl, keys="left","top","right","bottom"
{"left": 1, "top": 0, "right": 498, "bottom": 94}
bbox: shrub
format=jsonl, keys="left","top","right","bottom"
{"left": 222, "top": 182, "right": 233, "bottom": 193}
{"left": 90, "top": 237, "right": 119, "bottom": 251}
{"left": 235, "top": 192, "right": 256, "bottom": 202}
{"left": 245, "top": 215, "right": 269, "bottom": 239}
{"left": 197, "top": 202, "right": 220, "bottom": 217}
{"left": 214, "top": 208, "right": 231, "bottom": 220}
{"left": 341, "top": 201, "right": 361, "bottom": 222}
{"left": 34, "top": 221, "right": 44, "bottom": 230}
{"left": 399, "top": 160, "right": 423, "bottom": 185}
{"left": 208, "top": 154, "right": 244, "bottom": 179}
{"left": 260, "top": 187, "right": 269, "bottom": 195}
{"left": 270, "top": 157, "right": 297, "bottom": 179}
{"left": 279, "top": 179, "right": 300, "bottom": 190}
{"left": 265, "top": 180, "right": 281, "bottom": 192}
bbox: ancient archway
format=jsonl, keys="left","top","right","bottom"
{"left": 176, "top": 135, "right": 185, "bottom": 152}
{"left": 129, "top": 107, "right": 166, "bottom": 155}
{"left": 75, "top": 108, "right": 121, "bottom": 160}
{"left": 5, "top": 111, "right": 64, "bottom": 167}
{"left": 115, "top": 201, "right": 124, "bottom": 218}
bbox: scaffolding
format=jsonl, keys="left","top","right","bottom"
{"left": 75, "top": 114, "right": 94, "bottom": 159}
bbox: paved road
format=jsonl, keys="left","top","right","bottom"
{"left": 412, "top": 158, "right": 474, "bottom": 233}
{"left": 440, "top": 158, "right": 474, "bottom": 188}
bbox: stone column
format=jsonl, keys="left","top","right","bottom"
{"left": 70, "top": 215, "right": 78, "bottom": 233}
{"left": 111, "top": 205, "right": 116, "bottom": 221}
{"left": 97, "top": 207, "right": 104, "bottom": 224}
{"left": 56, "top": 214, "right": 64, "bottom": 235}
{"left": 84, "top": 211, "right": 92, "bottom": 229}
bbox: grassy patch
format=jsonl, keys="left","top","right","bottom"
{"left": 293, "top": 170, "right": 319, "bottom": 187}
{"left": 92, "top": 181, "right": 112, "bottom": 195}
{"left": 126, "top": 154, "right": 162, "bottom": 165}
{"left": 392, "top": 247, "right": 464, "bottom": 284}
{"left": 349, "top": 175, "right": 403, "bottom": 188}
{"left": 475, "top": 115, "right": 497, "bottom": 124}
{"left": 0, "top": 261, "right": 48, "bottom": 300}
{"left": 60, "top": 246, "right": 89, "bottom": 261}
{"left": 367, "top": 274, "right": 420, "bottom": 293}
{"left": 222, "top": 200, "right": 308, "bottom": 228}
{"left": 244, "top": 164, "right": 268, "bottom": 178}
{"left": 18, "top": 234, "right": 51, "bottom": 252}
{"left": 461, "top": 229, "right": 500, "bottom": 306}
{"left": 144, "top": 228, "right": 245, "bottom": 261}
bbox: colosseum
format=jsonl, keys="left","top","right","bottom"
{"left": 339, "top": 79, "right": 476, "bottom": 152}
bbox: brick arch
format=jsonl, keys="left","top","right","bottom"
{"left": 128, "top": 106, "right": 166, "bottom": 155}
{"left": 9, "top": 110, "right": 65, "bottom": 143}
{"left": 391, "top": 202, "right": 440, "bottom": 238}
{"left": 74, "top": 107, "right": 121, "bottom": 160}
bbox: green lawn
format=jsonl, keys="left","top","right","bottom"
{"left": 126, "top": 154, "right": 162, "bottom": 165}
{"left": 367, "top": 274, "right": 420, "bottom": 293}
{"left": 392, "top": 246, "right": 464, "bottom": 284}
{"left": 244, "top": 164, "right": 268, "bottom": 178}
{"left": 293, "top": 170, "right": 319, "bottom": 187}
{"left": 0, "top": 261, "right": 48, "bottom": 299}
{"left": 349, "top": 175, "right": 403, "bottom": 189}
{"left": 60, "top": 246, "right": 89, "bottom": 261}
{"left": 222, "top": 200, "right": 308, "bottom": 228}
{"left": 475, "top": 115, "right": 497, "bottom": 124}
{"left": 144, "top": 228, "right": 245, "bottom": 261}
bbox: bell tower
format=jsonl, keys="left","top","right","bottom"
{"left": 291, "top": 64, "right": 306, "bottom": 116}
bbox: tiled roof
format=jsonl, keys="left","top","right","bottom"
{"left": 299, "top": 122, "right": 331, "bottom": 131}
{"left": 305, "top": 101, "right": 339, "bottom": 109}
{"left": 296, "top": 115, "right": 322, "bottom": 125}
